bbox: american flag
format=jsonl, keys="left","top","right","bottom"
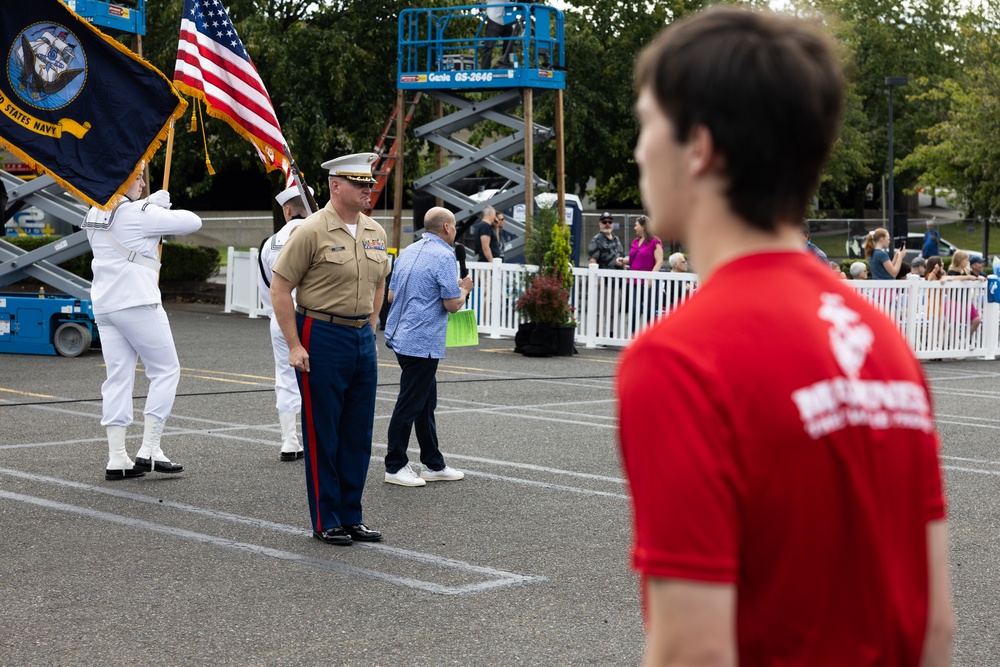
{"left": 173, "top": 0, "right": 290, "bottom": 182}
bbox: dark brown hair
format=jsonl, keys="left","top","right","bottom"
{"left": 635, "top": 6, "right": 844, "bottom": 232}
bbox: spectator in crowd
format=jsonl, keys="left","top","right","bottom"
{"left": 665, "top": 252, "right": 694, "bottom": 310}
{"left": 849, "top": 262, "right": 868, "bottom": 279}
{"left": 622, "top": 215, "right": 664, "bottom": 332}
{"left": 896, "top": 262, "right": 911, "bottom": 280}
{"left": 801, "top": 223, "right": 829, "bottom": 265}
{"left": 969, "top": 255, "right": 986, "bottom": 277}
{"left": 474, "top": 206, "right": 505, "bottom": 263}
{"left": 667, "top": 252, "right": 689, "bottom": 272}
{"left": 922, "top": 220, "right": 941, "bottom": 259}
{"left": 911, "top": 256, "right": 927, "bottom": 278}
{"left": 945, "top": 250, "right": 987, "bottom": 337}
{"left": 829, "top": 261, "right": 848, "bottom": 279}
{"left": 587, "top": 212, "right": 625, "bottom": 269}
{"left": 948, "top": 251, "right": 985, "bottom": 281}
{"left": 622, "top": 215, "right": 663, "bottom": 272}
{"left": 925, "top": 256, "right": 945, "bottom": 281}
{"left": 864, "top": 228, "right": 905, "bottom": 279}
{"left": 621, "top": 8, "right": 950, "bottom": 666}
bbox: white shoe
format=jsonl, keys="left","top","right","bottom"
{"left": 385, "top": 463, "right": 426, "bottom": 487}
{"left": 420, "top": 465, "right": 464, "bottom": 482}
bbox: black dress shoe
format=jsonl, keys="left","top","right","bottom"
{"left": 105, "top": 468, "right": 146, "bottom": 481}
{"left": 312, "top": 527, "right": 352, "bottom": 546}
{"left": 344, "top": 523, "right": 382, "bottom": 542}
{"left": 134, "top": 457, "right": 184, "bottom": 473}
{"left": 279, "top": 451, "right": 304, "bottom": 462}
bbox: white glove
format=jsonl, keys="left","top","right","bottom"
{"left": 147, "top": 189, "right": 172, "bottom": 209}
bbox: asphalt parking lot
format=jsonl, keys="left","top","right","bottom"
{"left": 2, "top": 302, "right": 1000, "bottom": 666}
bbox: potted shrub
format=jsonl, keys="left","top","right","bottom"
{"left": 515, "top": 209, "right": 576, "bottom": 356}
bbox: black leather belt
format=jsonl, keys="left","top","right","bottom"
{"left": 296, "top": 306, "right": 370, "bottom": 328}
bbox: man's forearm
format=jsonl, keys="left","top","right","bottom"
{"left": 371, "top": 279, "right": 385, "bottom": 333}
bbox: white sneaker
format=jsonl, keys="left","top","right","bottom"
{"left": 420, "top": 465, "right": 465, "bottom": 482}
{"left": 385, "top": 463, "right": 426, "bottom": 487}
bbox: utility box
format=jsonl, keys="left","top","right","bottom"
{"left": 988, "top": 276, "right": 1000, "bottom": 304}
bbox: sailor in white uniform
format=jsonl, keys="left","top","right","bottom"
{"left": 82, "top": 170, "right": 202, "bottom": 480}
{"left": 257, "top": 184, "right": 313, "bottom": 461}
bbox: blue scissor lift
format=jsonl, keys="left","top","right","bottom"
{"left": 397, "top": 4, "right": 566, "bottom": 258}
{"left": 0, "top": 1, "right": 147, "bottom": 356}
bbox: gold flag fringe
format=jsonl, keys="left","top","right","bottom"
{"left": 195, "top": 100, "right": 216, "bottom": 176}
{"left": 174, "top": 81, "right": 286, "bottom": 177}
{"left": 2, "top": 0, "right": 192, "bottom": 210}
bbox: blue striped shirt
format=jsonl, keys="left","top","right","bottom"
{"left": 384, "top": 234, "right": 462, "bottom": 358}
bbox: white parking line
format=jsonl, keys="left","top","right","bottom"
{"left": 0, "top": 468, "right": 543, "bottom": 595}
{"left": 943, "top": 466, "right": 1000, "bottom": 477}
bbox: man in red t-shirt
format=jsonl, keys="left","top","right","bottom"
{"left": 619, "top": 7, "right": 952, "bottom": 666}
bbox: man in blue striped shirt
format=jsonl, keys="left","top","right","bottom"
{"left": 383, "top": 207, "right": 474, "bottom": 487}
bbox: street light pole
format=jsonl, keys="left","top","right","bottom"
{"left": 886, "top": 76, "right": 908, "bottom": 245}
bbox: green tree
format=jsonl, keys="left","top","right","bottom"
{"left": 793, "top": 0, "right": 963, "bottom": 216}
{"left": 899, "top": 4, "right": 1000, "bottom": 219}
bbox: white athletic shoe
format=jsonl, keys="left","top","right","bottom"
{"left": 420, "top": 465, "right": 465, "bottom": 482}
{"left": 385, "top": 463, "right": 426, "bottom": 487}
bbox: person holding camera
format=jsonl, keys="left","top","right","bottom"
{"left": 863, "top": 228, "right": 905, "bottom": 280}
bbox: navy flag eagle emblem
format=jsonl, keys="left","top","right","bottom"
{"left": 0, "top": 1, "right": 186, "bottom": 209}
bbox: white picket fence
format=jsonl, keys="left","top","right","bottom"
{"left": 225, "top": 248, "right": 1000, "bottom": 360}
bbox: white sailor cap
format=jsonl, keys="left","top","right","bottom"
{"left": 275, "top": 184, "right": 314, "bottom": 207}
{"left": 321, "top": 152, "right": 378, "bottom": 185}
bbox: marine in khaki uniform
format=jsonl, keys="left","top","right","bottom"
{"left": 270, "top": 153, "right": 390, "bottom": 546}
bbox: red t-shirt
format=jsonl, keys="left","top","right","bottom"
{"left": 617, "top": 251, "right": 946, "bottom": 666}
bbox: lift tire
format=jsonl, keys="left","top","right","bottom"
{"left": 54, "top": 322, "right": 92, "bottom": 357}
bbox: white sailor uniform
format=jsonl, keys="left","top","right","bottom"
{"left": 257, "top": 217, "right": 305, "bottom": 460}
{"left": 83, "top": 193, "right": 201, "bottom": 478}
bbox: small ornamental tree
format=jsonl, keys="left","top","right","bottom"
{"left": 517, "top": 207, "right": 574, "bottom": 324}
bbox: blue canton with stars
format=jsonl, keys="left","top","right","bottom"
{"left": 186, "top": 0, "right": 249, "bottom": 61}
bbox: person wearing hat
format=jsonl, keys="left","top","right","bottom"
{"left": 910, "top": 255, "right": 927, "bottom": 278}
{"left": 970, "top": 254, "right": 985, "bottom": 277}
{"left": 587, "top": 212, "right": 625, "bottom": 269}
{"left": 257, "top": 184, "right": 315, "bottom": 462}
{"left": 82, "top": 170, "right": 202, "bottom": 480}
{"left": 270, "top": 153, "right": 391, "bottom": 546}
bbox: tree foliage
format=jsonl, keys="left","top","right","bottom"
{"left": 133, "top": 0, "right": 997, "bottom": 224}
{"left": 899, "top": 4, "right": 1000, "bottom": 219}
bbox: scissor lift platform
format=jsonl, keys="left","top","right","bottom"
{"left": 0, "top": 292, "right": 98, "bottom": 356}
{"left": 397, "top": 3, "right": 565, "bottom": 92}
{"left": 1, "top": 171, "right": 98, "bottom": 356}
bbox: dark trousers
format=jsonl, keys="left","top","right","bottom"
{"left": 296, "top": 313, "right": 377, "bottom": 531}
{"left": 480, "top": 19, "right": 515, "bottom": 70}
{"left": 385, "top": 353, "right": 445, "bottom": 474}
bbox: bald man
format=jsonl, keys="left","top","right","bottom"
{"left": 383, "top": 207, "right": 474, "bottom": 486}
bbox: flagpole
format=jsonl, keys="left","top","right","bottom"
{"left": 162, "top": 121, "right": 176, "bottom": 190}
{"left": 282, "top": 144, "right": 318, "bottom": 214}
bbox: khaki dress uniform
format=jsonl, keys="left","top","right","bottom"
{"left": 273, "top": 201, "right": 390, "bottom": 533}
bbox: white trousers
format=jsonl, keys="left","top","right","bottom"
{"left": 95, "top": 304, "right": 180, "bottom": 427}
{"left": 270, "top": 316, "right": 301, "bottom": 414}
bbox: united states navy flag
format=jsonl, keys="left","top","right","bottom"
{"left": 0, "top": 0, "right": 187, "bottom": 209}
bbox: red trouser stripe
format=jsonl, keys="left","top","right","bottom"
{"left": 299, "top": 317, "right": 322, "bottom": 531}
